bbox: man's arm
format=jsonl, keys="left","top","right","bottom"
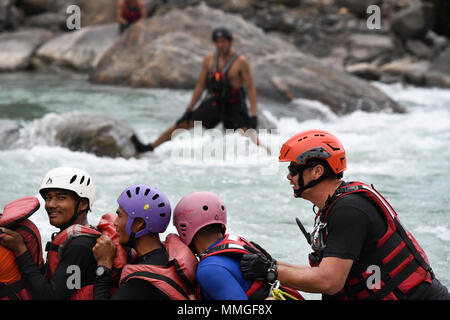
{"left": 186, "top": 55, "right": 210, "bottom": 112}
{"left": 197, "top": 264, "right": 249, "bottom": 300}
{"left": 240, "top": 56, "right": 258, "bottom": 117}
{"left": 277, "top": 257, "right": 354, "bottom": 295}
{"left": 116, "top": 0, "right": 127, "bottom": 25}
{"left": 138, "top": 0, "right": 147, "bottom": 20}
{"left": 17, "top": 238, "right": 96, "bottom": 300}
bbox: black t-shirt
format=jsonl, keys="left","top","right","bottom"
{"left": 322, "top": 193, "right": 386, "bottom": 262}
{"left": 16, "top": 236, "right": 97, "bottom": 300}
{"left": 93, "top": 247, "right": 171, "bottom": 300}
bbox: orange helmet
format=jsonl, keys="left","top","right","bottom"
{"left": 279, "top": 129, "right": 346, "bottom": 174}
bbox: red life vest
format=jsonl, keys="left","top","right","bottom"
{"left": 119, "top": 233, "right": 197, "bottom": 300}
{"left": 0, "top": 197, "right": 44, "bottom": 300}
{"left": 45, "top": 213, "right": 129, "bottom": 300}
{"left": 199, "top": 234, "right": 304, "bottom": 300}
{"left": 309, "top": 182, "right": 433, "bottom": 300}
{"left": 122, "top": 0, "right": 142, "bottom": 23}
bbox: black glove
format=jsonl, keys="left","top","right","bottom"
{"left": 240, "top": 242, "right": 277, "bottom": 282}
{"left": 249, "top": 115, "right": 258, "bottom": 129}
{"left": 176, "top": 110, "right": 194, "bottom": 125}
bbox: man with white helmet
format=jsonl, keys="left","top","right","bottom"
{"left": 0, "top": 167, "right": 100, "bottom": 299}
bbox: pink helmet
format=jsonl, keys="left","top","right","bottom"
{"left": 173, "top": 191, "right": 227, "bottom": 246}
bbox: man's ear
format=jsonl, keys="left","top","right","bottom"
{"left": 312, "top": 164, "right": 325, "bottom": 178}
{"left": 131, "top": 218, "right": 146, "bottom": 233}
{"left": 78, "top": 198, "right": 89, "bottom": 212}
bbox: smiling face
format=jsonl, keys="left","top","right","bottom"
{"left": 44, "top": 189, "right": 81, "bottom": 228}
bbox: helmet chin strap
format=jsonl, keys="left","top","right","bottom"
{"left": 294, "top": 166, "right": 328, "bottom": 198}
{"left": 59, "top": 199, "right": 81, "bottom": 230}
{"left": 127, "top": 232, "right": 136, "bottom": 247}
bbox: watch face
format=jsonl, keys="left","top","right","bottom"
{"left": 96, "top": 266, "right": 104, "bottom": 276}
{"left": 267, "top": 271, "right": 276, "bottom": 283}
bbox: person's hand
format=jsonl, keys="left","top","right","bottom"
{"left": 0, "top": 227, "right": 27, "bottom": 257}
{"left": 92, "top": 235, "right": 116, "bottom": 268}
{"left": 240, "top": 241, "right": 276, "bottom": 281}
{"left": 250, "top": 115, "right": 258, "bottom": 129}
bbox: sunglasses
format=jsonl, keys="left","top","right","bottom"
{"left": 288, "top": 163, "right": 301, "bottom": 177}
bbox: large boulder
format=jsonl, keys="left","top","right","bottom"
{"left": 391, "top": 2, "right": 435, "bottom": 40}
{"left": 90, "top": 3, "right": 403, "bottom": 114}
{"left": 426, "top": 47, "right": 450, "bottom": 88}
{"left": 0, "top": 28, "right": 53, "bottom": 71}
{"left": 32, "top": 23, "right": 120, "bottom": 71}
{"left": 19, "top": 0, "right": 76, "bottom": 14}
{"left": 3, "top": 112, "right": 139, "bottom": 158}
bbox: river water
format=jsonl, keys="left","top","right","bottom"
{"left": 0, "top": 72, "right": 449, "bottom": 299}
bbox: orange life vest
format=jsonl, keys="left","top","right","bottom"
{"left": 119, "top": 233, "right": 197, "bottom": 300}
{"left": 0, "top": 197, "right": 44, "bottom": 300}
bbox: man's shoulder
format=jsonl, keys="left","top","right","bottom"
{"left": 64, "top": 233, "right": 97, "bottom": 249}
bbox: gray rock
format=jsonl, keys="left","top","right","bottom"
{"left": 426, "top": 47, "right": 450, "bottom": 88}
{"left": 0, "top": 28, "right": 53, "bottom": 71}
{"left": 391, "top": 2, "right": 434, "bottom": 40}
{"left": 14, "top": 112, "right": 139, "bottom": 158}
{"left": 347, "top": 33, "right": 395, "bottom": 63}
{"left": 335, "top": 0, "right": 382, "bottom": 16}
{"left": 379, "top": 57, "right": 430, "bottom": 86}
{"left": 24, "top": 11, "right": 67, "bottom": 31}
{"left": 33, "top": 23, "right": 120, "bottom": 71}
{"left": 20, "top": 0, "right": 77, "bottom": 14}
{"left": 405, "top": 39, "right": 434, "bottom": 60}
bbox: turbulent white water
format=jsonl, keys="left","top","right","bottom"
{"left": 0, "top": 72, "right": 449, "bottom": 299}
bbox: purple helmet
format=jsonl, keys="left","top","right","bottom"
{"left": 117, "top": 184, "right": 171, "bottom": 238}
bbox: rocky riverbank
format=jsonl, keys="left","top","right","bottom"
{"left": 1, "top": 0, "right": 449, "bottom": 113}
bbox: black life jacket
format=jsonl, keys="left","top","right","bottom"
{"left": 309, "top": 181, "right": 433, "bottom": 300}
{"left": 207, "top": 52, "right": 244, "bottom": 105}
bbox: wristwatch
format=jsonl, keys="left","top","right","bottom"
{"left": 96, "top": 265, "right": 112, "bottom": 278}
{"left": 266, "top": 263, "right": 278, "bottom": 283}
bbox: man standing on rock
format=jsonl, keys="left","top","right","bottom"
{"left": 131, "top": 27, "right": 270, "bottom": 154}
{"left": 116, "top": 0, "right": 147, "bottom": 34}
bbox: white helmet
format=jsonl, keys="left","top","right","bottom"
{"left": 39, "top": 167, "right": 95, "bottom": 210}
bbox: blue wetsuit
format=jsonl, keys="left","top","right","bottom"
{"left": 196, "top": 238, "right": 253, "bottom": 300}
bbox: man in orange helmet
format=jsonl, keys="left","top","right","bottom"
{"left": 240, "top": 129, "right": 450, "bottom": 300}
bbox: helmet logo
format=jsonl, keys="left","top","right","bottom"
{"left": 46, "top": 178, "right": 52, "bottom": 185}
{"left": 144, "top": 204, "right": 150, "bottom": 210}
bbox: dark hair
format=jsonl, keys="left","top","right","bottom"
{"left": 305, "top": 159, "right": 343, "bottom": 180}
{"left": 197, "top": 223, "right": 225, "bottom": 236}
